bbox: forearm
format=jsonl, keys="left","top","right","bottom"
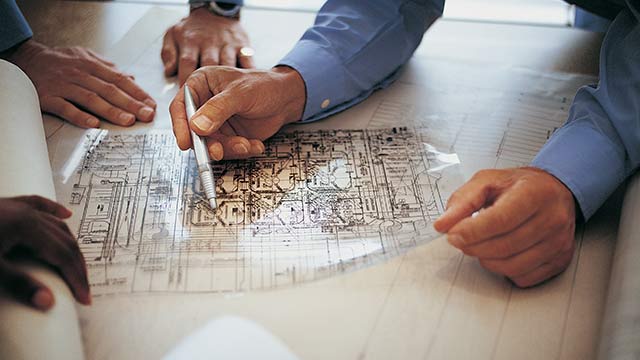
{"left": 278, "top": 0, "right": 444, "bottom": 122}
{"left": 532, "top": 1, "right": 640, "bottom": 220}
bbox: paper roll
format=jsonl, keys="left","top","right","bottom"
{"left": 598, "top": 172, "right": 640, "bottom": 359}
{"left": 0, "top": 59, "right": 84, "bottom": 360}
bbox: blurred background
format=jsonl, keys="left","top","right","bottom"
{"left": 116, "top": 0, "right": 577, "bottom": 26}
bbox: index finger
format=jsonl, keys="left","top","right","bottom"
{"left": 448, "top": 182, "right": 540, "bottom": 247}
{"left": 169, "top": 72, "right": 215, "bottom": 149}
{"left": 169, "top": 88, "right": 191, "bottom": 150}
{"left": 14, "top": 195, "right": 72, "bottom": 219}
{"left": 89, "top": 61, "right": 156, "bottom": 108}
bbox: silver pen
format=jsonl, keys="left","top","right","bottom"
{"left": 184, "top": 85, "right": 217, "bottom": 209}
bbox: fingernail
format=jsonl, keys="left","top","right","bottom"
{"left": 119, "top": 113, "right": 135, "bottom": 125}
{"left": 138, "top": 106, "right": 154, "bottom": 121}
{"left": 257, "top": 142, "right": 265, "bottom": 153}
{"left": 86, "top": 118, "right": 100, "bottom": 127}
{"left": 144, "top": 98, "right": 156, "bottom": 108}
{"left": 233, "top": 143, "right": 249, "bottom": 154}
{"left": 32, "top": 288, "right": 54, "bottom": 310}
{"left": 210, "top": 142, "right": 224, "bottom": 161}
{"left": 448, "top": 234, "right": 464, "bottom": 248}
{"left": 192, "top": 116, "right": 213, "bottom": 132}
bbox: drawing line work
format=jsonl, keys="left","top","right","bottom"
{"left": 65, "top": 128, "right": 455, "bottom": 295}
{"left": 369, "top": 89, "right": 572, "bottom": 169}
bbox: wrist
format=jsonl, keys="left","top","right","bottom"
{"left": 190, "top": 3, "right": 241, "bottom": 19}
{"left": 272, "top": 66, "right": 306, "bottom": 124}
{"left": 5, "top": 40, "right": 46, "bottom": 69}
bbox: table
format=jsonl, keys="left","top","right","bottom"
{"left": 18, "top": 1, "right": 617, "bottom": 359}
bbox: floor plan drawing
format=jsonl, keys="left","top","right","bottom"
{"left": 65, "top": 128, "right": 457, "bottom": 295}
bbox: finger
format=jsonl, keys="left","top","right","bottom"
{"left": 206, "top": 134, "right": 255, "bottom": 160}
{"left": 89, "top": 62, "right": 156, "bottom": 108}
{"left": 207, "top": 140, "right": 224, "bottom": 161}
{"left": 248, "top": 139, "right": 266, "bottom": 155}
{"left": 85, "top": 48, "right": 115, "bottom": 67}
{"left": 27, "top": 221, "right": 91, "bottom": 305}
{"left": 237, "top": 47, "right": 255, "bottom": 69}
{"left": 433, "top": 174, "right": 494, "bottom": 233}
{"left": 161, "top": 28, "right": 179, "bottom": 77}
{"left": 13, "top": 195, "right": 72, "bottom": 219}
{"left": 200, "top": 47, "right": 220, "bottom": 67}
{"left": 447, "top": 181, "right": 540, "bottom": 247}
{"left": 478, "top": 234, "right": 574, "bottom": 278}
{"left": 459, "top": 212, "right": 552, "bottom": 259}
{"left": 72, "top": 74, "right": 155, "bottom": 122}
{"left": 190, "top": 92, "right": 245, "bottom": 136}
{"left": 169, "top": 87, "right": 192, "bottom": 150}
{"left": 219, "top": 45, "right": 236, "bottom": 67}
{"left": 41, "top": 96, "right": 100, "bottom": 128}
{"left": 0, "top": 260, "right": 54, "bottom": 311}
{"left": 178, "top": 45, "right": 199, "bottom": 86}
{"left": 64, "top": 84, "right": 137, "bottom": 126}
{"left": 509, "top": 250, "right": 574, "bottom": 288}
{"left": 38, "top": 212, "right": 90, "bottom": 286}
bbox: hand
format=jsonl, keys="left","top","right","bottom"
{"left": 7, "top": 40, "right": 156, "bottom": 128}
{"left": 0, "top": 196, "right": 90, "bottom": 311}
{"left": 433, "top": 167, "right": 577, "bottom": 288}
{"left": 162, "top": 7, "right": 254, "bottom": 85}
{"left": 169, "top": 66, "right": 305, "bottom": 160}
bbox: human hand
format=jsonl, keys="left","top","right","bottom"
{"left": 162, "top": 7, "right": 254, "bottom": 85}
{"left": 8, "top": 40, "right": 156, "bottom": 128}
{"left": 433, "top": 167, "right": 577, "bottom": 287}
{"left": 0, "top": 196, "right": 90, "bottom": 311}
{"left": 169, "top": 65, "right": 305, "bottom": 160}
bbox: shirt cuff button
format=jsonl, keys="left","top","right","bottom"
{"left": 321, "top": 99, "right": 331, "bottom": 109}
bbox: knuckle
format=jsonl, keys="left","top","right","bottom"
{"left": 84, "top": 91, "right": 101, "bottom": 104}
{"left": 106, "top": 106, "right": 123, "bottom": 119}
{"left": 101, "top": 83, "right": 119, "bottom": 98}
{"left": 179, "top": 54, "right": 197, "bottom": 65}
{"left": 112, "top": 72, "right": 128, "bottom": 85}
{"left": 555, "top": 208, "right": 572, "bottom": 225}
{"left": 495, "top": 240, "right": 515, "bottom": 259}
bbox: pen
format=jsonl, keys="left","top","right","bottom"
{"left": 184, "top": 85, "right": 217, "bottom": 210}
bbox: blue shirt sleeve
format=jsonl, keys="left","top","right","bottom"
{"left": 0, "top": 0, "right": 33, "bottom": 53}
{"left": 278, "top": 0, "right": 444, "bottom": 122}
{"left": 532, "top": 1, "right": 640, "bottom": 220}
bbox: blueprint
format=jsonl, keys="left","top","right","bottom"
{"left": 62, "top": 127, "right": 460, "bottom": 295}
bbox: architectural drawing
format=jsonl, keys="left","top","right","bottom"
{"left": 369, "top": 89, "right": 571, "bottom": 169}
{"left": 67, "top": 128, "right": 455, "bottom": 295}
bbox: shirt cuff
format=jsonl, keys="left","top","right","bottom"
{"left": 278, "top": 39, "right": 347, "bottom": 121}
{"left": 531, "top": 120, "right": 627, "bottom": 220}
{"left": 0, "top": 1, "right": 33, "bottom": 52}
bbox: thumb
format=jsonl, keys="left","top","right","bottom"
{"left": 433, "top": 176, "right": 492, "bottom": 233}
{"left": 0, "top": 260, "right": 55, "bottom": 311}
{"left": 189, "top": 92, "right": 243, "bottom": 136}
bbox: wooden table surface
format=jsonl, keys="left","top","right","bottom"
{"left": 17, "top": 1, "right": 617, "bottom": 359}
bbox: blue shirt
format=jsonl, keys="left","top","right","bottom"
{"left": 279, "top": 0, "right": 640, "bottom": 221}
{"left": 0, "top": 0, "right": 32, "bottom": 52}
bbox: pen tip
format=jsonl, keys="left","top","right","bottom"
{"left": 209, "top": 198, "right": 217, "bottom": 210}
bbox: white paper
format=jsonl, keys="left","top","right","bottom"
{"left": 0, "top": 60, "right": 84, "bottom": 360}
